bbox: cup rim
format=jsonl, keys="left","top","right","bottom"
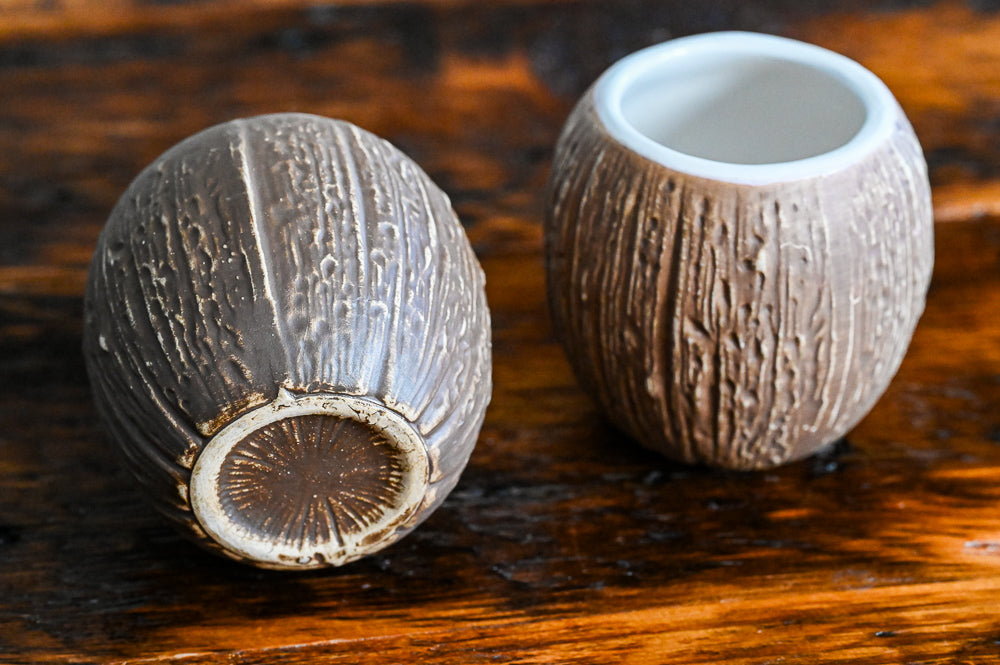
{"left": 593, "top": 31, "right": 899, "bottom": 185}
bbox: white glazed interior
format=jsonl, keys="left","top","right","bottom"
{"left": 595, "top": 32, "right": 898, "bottom": 184}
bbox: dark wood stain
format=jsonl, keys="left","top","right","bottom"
{"left": 4, "top": 0, "right": 1000, "bottom": 662}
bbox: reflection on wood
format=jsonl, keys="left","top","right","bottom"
{"left": 3, "top": 0, "right": 1000, "bottom": 662}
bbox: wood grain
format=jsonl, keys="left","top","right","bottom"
{"left": 3, "top": 0, "right": 1000, "bottom": 662}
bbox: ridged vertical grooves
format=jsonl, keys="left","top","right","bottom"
{"left": 83, "top": 113, "right": 491, "bottom": 566}
{"left": 545, "top": 92, "right": 933, "bottom": 470}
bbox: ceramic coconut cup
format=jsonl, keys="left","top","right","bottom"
{"left": 84, "top": 114, "right": 492, "bottom": 568}
{"left": 545, "top": 32, "right": 933, "bottom": 470}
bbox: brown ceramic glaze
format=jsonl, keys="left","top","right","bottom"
{"left": 545, "top": 34, "right": 934, "bottom": 470}
{"left": 83, "top": 113, "right": 492, "bottom": 568}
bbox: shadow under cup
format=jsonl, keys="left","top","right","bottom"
{"left": 545, "top": 32, "right": 934, "bottom": 470}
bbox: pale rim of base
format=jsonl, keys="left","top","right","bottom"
{"left": 594, "top": 31, "right": 899, "bottom": 185}
{"left": 189, "top": 390, "right": 429, "bottom": 569}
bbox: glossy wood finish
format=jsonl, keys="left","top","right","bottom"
{"left": 3, "top": 1, "right": 1000, "bottom": 662}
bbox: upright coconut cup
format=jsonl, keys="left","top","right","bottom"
{"left": 84, "top": 113, "right": 491, "bottom": 568}
{"left": 545, "top": 32, "right": 933, "bottom": 470}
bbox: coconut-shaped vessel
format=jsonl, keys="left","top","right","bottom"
{"left": 83, "top": 113, "right": 491, "bottom": 569}
{"left": 545, "top": 33, "right": 933, "bottom": 470}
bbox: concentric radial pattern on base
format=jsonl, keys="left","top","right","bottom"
{"left": 220, "top": 415, "right": 406, "bottom": 548}
{"left": 189, "top": 391, "right": 429, "bottom": 568}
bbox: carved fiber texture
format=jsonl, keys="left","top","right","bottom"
{"left": 83, "top": 114, "right": 491, "bottom": 552}
{"left": 545, "top": 93, "right": 933, "bottom": 470}
{"left": 219, "top": 415, "right": 406, "bottom": 550}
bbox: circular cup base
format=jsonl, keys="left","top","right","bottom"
{"left": 189, "top": 390, "right": 429, "bottom": 569}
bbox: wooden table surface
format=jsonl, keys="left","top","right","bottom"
{"left": 3, "top": 1, "right": 1000, "bottom": 663}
